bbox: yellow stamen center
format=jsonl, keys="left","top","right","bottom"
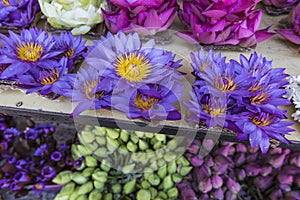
{"left": 35, "top": 184, "right": 43, "bottom": 190}
{"left": 134, "top": 93, "right": 158, "bottom": 110}
{"left": 203, "top": 104, "right": 225, "bottom": 116}
{"left": 248, "top": 82, "right": 263, "bottom": 92}
{"left": 250, "top": 92, "right": 269, "bottom": 104}
{"left": 250, "top": 114, "right": 273, "bottom": 127}
{"left": 17, "top": 42, "right": 44, "bottom": 62}
{"left": 215, "top": 76, "right": 236, "bottom": 92}
{"left": 64, "top": 47, "right": 74, "bottom": 57}
{"left": 84, "top": 81, "right": 98, "bottom": 100}
{"left": 114, "top": 52, "right": 151, "bottom": 83}
{"left": 2, "top": 0, "right": 10, "bottom": 6}
{"left": 199, "top": 61, "right": 212, "bottom": 71}
{"left": 40, "top": 69, "right": 59, "bottom": 85}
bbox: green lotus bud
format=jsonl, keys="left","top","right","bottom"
{"left": 158, "top": 191, "right": 168, "bottom": 199}
{"left": 167, "top": 161, "right": 177, "bottom": 174}
{"left": 82, "top": 168, "right": 95, "bottom": 178}
{"left": 85, "top": 156, "right": 98, "bottom": 167}
{"left": 155, "top": 149, "right": 164, "bottom": 158}
{"left": 135, "top": 131, "right": 145, "bottom": 138}
{"left": 71, "top": 145, "right": 81, "bottom": 160}
{"left": 72, "top": 172, "right": 88, "bottom": 185}
{"left": 148, "top": 174, "right": 160, "bottom": 186}
{"left": 139, "top": 139, "right": 149, "bottom": 151}
{"left": 176, "top": 156, "right": 190, "bottom": 166}
{"left": 162, "top": 175, "right": 173, "bottom": 190}
{"left": 69, "top": 187, "right": 79, "bottom": 200}
{"left": 127, "top": 141, "right": 137, "bottom": 152}
{"left": 77, "top": 181, "right": 93, "bottom": 195}
{"left": 167, "top": 188, "right": 178, "bottom": 199}
{"left": 149, "top": 187, "right": 158, "bottom": 199}
{"left": 76, "top": 194, "right": 88, "bottom": 200}
{"left": 155, "top": 134, "right": 166, "bottom": 142}
{"left": 85, "top": 142, "right": 98, "bottom": 152}
{"left": 89, "top": 190, "right": 102, "bottom": 200}
{"left": 96, "top": 136, "right": 106, "bottom": 146}
{"left": 120, "top": 130, "right": 129, "bottom": 142}
{"left": 164, "top": 152, "right": 176, "bottom": 162}
{"left": 122, "top": 164, "right": 135, "bottom": 174}
{"left": 106, "top": 128, "right": 120, "bottom": 139}
{"left": 167, "top": 140, "right": 177, "bottom": 150}
{"left": 76, "top": 161, "right": 86, "bottom": 171}
{"left": 157, "top": 159, "right": 166, "bottom": 168}
{"left": 94, "top": 126, "right": 107, "bottom": 136}
{"left": 123, "top": 179, "right": 136, "bottom": 194}
{"left": 94, "top": 181, "right": 105, "bottom": 190}
{"left": 131, "top": 135, "right": 139, "bottom": 144}
{"left": 52, "top": 170, "right": 72, "bottom": 184}
{"left": 137, "top": 189, "right": 151, "bottom": 200}
{"left": 59, "top": 182, "right": 75, "bottom": 196}
{"left": 172, "top": 174, "right": 182, "bottom": 183}
{"left": 118, "top": 145, "right": 129, "bottom": 155}
{"left": 180, "top": 166, "right": 193, "bottom": 176}
{"left": 83, "top": 125, "right": 93, "bottom": 132}
{"left": 153, "top": 141, "right": 162, "bottom": 150}
{"left": 94, "top": 147, "right": 108, "bottom": 158}
{"left": 141, "top": 180, "right": 151, "bottom": 189}
{"left": 150, "top": 161, "right": 158, "bottom": 171}
{"left": 103, "top": 193, "right": 113, "bottom": 200}
{"left": 100, "top": 159, "right": 111, "bottom": 172}
{"left": 144, "top": 167, "right": 154, "bottom": 173}
{"left": 144, "top": 132, "right": 154, "bottom": 138}
{"left": 92, "top": 171, "right": 108, "bottom": 182}
{"left": 157, "top": 166, "right": 167, "bottom": 179}
{"left": 112, "top": 184, "right": 122, "bottom": 194}
{"left": 77, "top": 145, "right": 92, "bottom": 157}
{"left": 106, "top": 137, "right": 120, "bottom": 152}
{"left": 81, "top": 131, "right": 95, "bottom": 144}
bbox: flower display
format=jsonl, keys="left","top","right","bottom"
{"left": 178, "top": 0, "right": 275, "bottom": 48}
{"left": 38, "top": 0, "right": 107, "bottom": 35}
{"left": 285, "top": 75, "right": 300, "bottom": 122}
{"left": 103, "top": 0, "right": 178, "bottom": 35}
{"left": 185, "top": 49, "right": 293, "bottom": 153}
{"left": 0, "top": 0, "right": 40, "bottom": 28}
{"left": 277, "top": 2, "right": 300, "bottom": 52}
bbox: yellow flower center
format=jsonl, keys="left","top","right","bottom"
{"left": 203, "top": 104, "right": 225, "bottom": 116}
{"left": 64, "top": 47, "right": 74, "bottom": 57}
{"left": 84, "top": 81, "right": 98, "bottom": 100}
{"left": 40, "top": 69, "right": 59, "bottom": 85}
{"left": 114, "top": 52, "right": 151, "bottom": 83}
{"left": 215, "top": 76, "right": 236, "bottom": 92}
{"left": 17, "top": 42, "right": 44, "bottom": 62}
{"left": 199, "top": 61, "right": 212, "bottom": 71}
{"left": 250, "top": 114, "right": 273, "bottom": 127}
{"left": 134, "top": 93, "right": 158, "bottom": 110}
{"left": 250, "top": 92, "right": 269, "bottom": 104}
{"left": 34, "top": 184, "right": 43, "bottom": 190}
{"left": 248, "top": 82, "right": 263, "bottom": 92}
{"left": 2, "top": 0, "right": 10, "bottom": 6}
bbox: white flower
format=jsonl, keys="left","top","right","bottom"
{"left": 38, "top": 0, "right": 107, "bottom": 35}
{"left": 285, "top": 75, "right": 300, "bottom": 122}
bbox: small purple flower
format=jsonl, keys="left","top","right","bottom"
{"left": 0, "top": 142, "right": 8, "bottom": 153}
{"left": 7, "top": 155, "right": 16, "bottom": 164}
{"left": 65, "top": 155, "right": 74, "bottom": 166}
{"left": 74, "top": 156, "right": 84, "bottom": 168}
{"left": 16, "top": 159, "right": 27, "bottom": 171}
{"left": 41, "top": 165, "right": 56, "bottom": 180}
{"left": 3, "top": 128, "right": 20, "bottom": 141}
{"left": 227, "top": 177, "right": 241, "bottom": 194}
{"left": 34, "top": 144, "right": 48, "bottom": 157}
{"left": 23, "top": 128, "right": 39, "bottom": 140}
{"left": 0, "top": 179, "right": 10, "bottom": 189}
{"left": 13, "top": 171, "right": 30, "bottom": 183}
{"left": 51, "top": 151, "right": 62, "bottom": 162}
{"left": 32, "top": 182, "right": 45, "bottom": 194}
{"left": 10, "top": 182, "right": 23, "bottom": 191}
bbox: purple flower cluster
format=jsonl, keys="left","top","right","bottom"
{"left": 178, "top": 0, "right": 275, "bottom": 48}
{"left": 0, "top": 28, "right": 87, "bottom": 97}
{"left": 178, "top": 139, "right": 300, "bottom": 199}
{"left": 66, "top": 31, "right": 184, "bottom": 119}
{"left": 0, "top": 121, "right": 74, "bottom": 194}
{"left": 185, "top": 49, "right": 293, "bottom": 153}
{"left": 103, "top": 0, "right": 178, "bottom": 35}
{"left": 0, "top": 0, "right": 40, "bottom": 28}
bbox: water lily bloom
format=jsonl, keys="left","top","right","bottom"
{"left": 262, "top": 0, "right": 299, "bottom": 8}
{"left": 103, "top": 0, "right": 178, "bottom": 35}
{"left": 277, "top": 2, "right": 300, "bottom": 51}
{"left": 0, "top": 0, "right": 40, "bottom": 28}
{"left": 0, "top": 28, "right": 61, "bottom": 79}
{"left": 178, "top": 0, "right": 274, "bottom": 47}
{"left": 38, "top": 0, "right": 107, "bottom": 35}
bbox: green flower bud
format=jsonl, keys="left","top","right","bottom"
{"left": 127, "top": 141, "right": 137, "bottom": 152}
{"left": 175, "top": 147, "right": 186, "bottom": 154}
{"left": 167, "top": 188, "right": 178, "bottom": 199}
{"left": 106, "top": 128, "right": 120, "bottom": 139}
{"left": 96, "top": 136, "right": 106, "bottom": 146}
{"left": 52, "top": 170, "right": 72, "bottom": 184}
{"left": 138, "top": 139, "right": 149, "bottom": 151}
{"left": 92, "top": 171, "right": 108, "bottom": 182}
{"left": 144, "top": 132, "right": 154, "bottom": 138}
{"left": 131, "top": 135, "right": 139, "bottom": 144}
{"left": 94, "top": 147, "right": 108, "bottom": 158}
{"left": 118, "top": 145, "right": 129, "bottom": 155}
{"left": 149, "top": 187, "right": 158, "bottom": 199}
{"left": 162, "top": 175, "right": 173, "bottom": 190}
{"left": 103, "top": 193, "right": 113, "bottom": 200}
{"left": 148, "top": 174, "right": 160, "bottom": 186}
{"left": 83, "top": 125, "right": 93, "bottom": 132}
{"left": 100, "top": 159, "right": 111, "bottom": 172}
{"left": 112, "top": 184, "right": 122, "bottom": 194}
{"left": 58, "top": 182, "right": 75, "bottom": 196}
{"left": 106, "top": 137, "right": 120, "bottom": 152}
{"left": 176, "top": 156, "right": 190, "bottom": 166}
{"left": 153, "top": 198, "right": 163, "bottom": 200}
{"left": 157, "top": 159, "right": 166, "bottom": 168}
{"left": 54, "top": 193, "right": 68, "bottom": 200}
{"left": 89, "top": 190, "right": 102, "bottom": 200}
{"left": 167, "top": 140, "right": 177, "bottom": 150}
{"left": 158, "top": 191, "right": 168, "bottom": 199}
{"left": 155, "top": 134, "right": 166, "bottom": 142}
{"left": 155, "top": 149, "right": 164, "bottom": 158}
{"left": 167, "top": 161, "right": 177, "bottom": 174}
{"left": 163, "top": 152, "right": 176, "bottom": 162}
{"left": 144, "top": 167, "right": 154, "bottom": 173}
{"left": 72, "top": 172, "right": 88, "bottom": 185}
{"left": 85, "top": 156, "right": 98, "bottom": 167}
{"left": 141, "top": 180, "right": 151, "bottom": 189}
{"left": 76, "top": 194, "right": 88, "bottom": 200}
{"left": 94, "top": 126, "right": 107, "bottom": 136}
{"left": 80, "top": 131, "right": 95, "bottom": 144}
{"left": 94, "top": 181, "right": 105, "bottom": 190}
{"left": 153, "top": 141, "right": 162, "bottom": 150}
{"left": 120, "top": 130, "right": 129, "bottom": 142}
{"left": 122, "top": 164, "right": 135, "bottom": 174}
{"left": 150, "top": 161, "right": 158, "bottom": 171}
{"left": 123, "top": 179, "right": 136, "bottom": 194}
{"left": 82, "top": 168, "right": 95, "bottom": 178}
{"left": 71, "top": 145, "right": 81, "bottom": 160}
{"left": 85, "top": 142, "right": 99, "bottom": 152}
{"left": 77, "top": 181, "right": 93, "bottom": 195}
{"left": 77, "top": 145, "right": 92, "bottom": 157}
{"left": 135, "top": 131, "right": 145, "bottom": 138}
{"left": 137, "top": 189, "right": 151, "bottom": 200}
{"left": 69, "top": 187, "right": 79, "bottom": 200}
{"left": 180, "top": 166, "right": 193, "bottom": 176}
{"left": 157, "top": 166, "right": 167, "bottom": 179}
{"left": 172, "top": 174, "right": 183, "bottom": 183}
